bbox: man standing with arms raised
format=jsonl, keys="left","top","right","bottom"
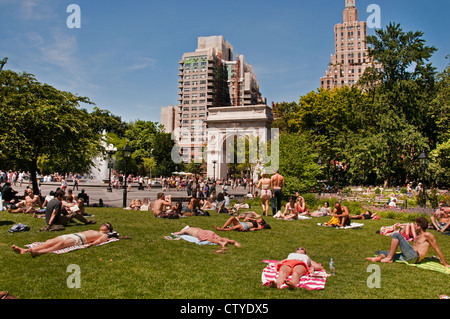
{"left": 270, "top": 169, "right": 285, "bottom": 217}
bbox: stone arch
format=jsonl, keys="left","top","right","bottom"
{"left": 204, "top": 105, "right": 274, "bottom": 181}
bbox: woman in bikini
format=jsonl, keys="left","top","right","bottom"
{"left": 256, "top": 170, "right": 272, "bottom": 216}
{"left": 278, "top": 196, "right": 299, "bottom": 220}
{"left": 215, "top": 216, "right": 271, "bottom": 232}
{"left": 295, "top": 192, "right": 307, "bottom": 214}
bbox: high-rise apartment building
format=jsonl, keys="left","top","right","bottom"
{"left": 320, "top": 0, "right": 382, "bottom": 89}
{"left": 174, "top": 36, "right": 266, "bottom": 162}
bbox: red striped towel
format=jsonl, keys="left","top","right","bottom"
{"left": 261, "top": 260, "right": 328, "bottom": 290}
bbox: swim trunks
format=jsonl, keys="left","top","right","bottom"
{"left": 239, "top": 222, "right": 251, "bottom": 231}
{"left": 59, "top": 233, "right": 86, "bottom": 246}
{"left": 276, "top": 260, "right": 310, "bottom": 276}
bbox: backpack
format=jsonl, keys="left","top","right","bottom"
{"left": 8, "top": 223, "right": 30, "bottom": 233}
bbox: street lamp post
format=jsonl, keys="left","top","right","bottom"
{"left": 418, "top": 151, "right": 428, "bottom": 208}
{"left": 106, "top": 144, "right": 117, "bottom": 192}
{"left": 212, "top": 160, "right": 217, "bottom": 182}
{"left": 122, "top": 142, "right": 132, "bottom": 208}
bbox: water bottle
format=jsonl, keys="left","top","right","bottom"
{"left": 329, "top": 258, "right": 336, "bottom": 275}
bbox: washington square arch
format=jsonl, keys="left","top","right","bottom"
{"left": 171, "top": 104, "right": 279, "bottom": 182}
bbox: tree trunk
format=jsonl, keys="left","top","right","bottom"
{"left": 29, "top": 159, "right": 40, "bottom": 195}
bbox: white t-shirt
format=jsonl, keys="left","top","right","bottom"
{"left": 286, "top": 253, "right": 311, "bottom": 267}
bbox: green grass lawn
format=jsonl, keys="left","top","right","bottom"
{"left": 1, "top": 204, "right": 449, "bottom": 300}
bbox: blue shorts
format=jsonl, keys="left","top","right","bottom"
{"left": 377, "top": 232, "right": 419, "bottom": 263}
{"left": 239, "top": 222, "right": 250, "bottom": 231}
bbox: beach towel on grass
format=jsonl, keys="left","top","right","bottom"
{"left": 25, "top": 238, "right": 119, "bottom": 254}
{"left": 261, "top": 260, "right": 328, "bottom": 290}
{"left": 396, "top": 257, "right": 450, "bottom": 275}
{"left": 317, "top": 222, "right": 364, "bottom": 229}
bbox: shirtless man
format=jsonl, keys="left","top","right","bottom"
{"left": 8, "top": 188, "right": 42, "bottom": 214}
{"left": 430, "top": 202, "right": 450, "bottom": 232}
{"left": 188, "top": 193, "right": 202, "bottom": 213}
{"left": 173, "top": 226, "right": 241, "bottom": 250}
{"left": 333, "top": 202, "right": 350, "bottom": 227}
{"left": 270, "top": 169, "right": 285, "bottom": 216}
{"left": 153, "top": 193, "right": 172, "bottom": 217}
{"left": 12, "top": 223, "right": 114, "bottom": 257}
{"left": 366, "top": 217, "right": 450, "bottom": 267}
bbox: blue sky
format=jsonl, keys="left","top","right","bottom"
{"left": 1, "top": 0, "right": 449, "bottom": 124}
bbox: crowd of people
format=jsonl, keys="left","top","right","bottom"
{"left": 3, "top": 167, "right": 450, "bottom": 293}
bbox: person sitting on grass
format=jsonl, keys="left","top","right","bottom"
{"left": 327, "top": 202, "right": 350, "bottom": 227}
{"left": 366, "top": 217, "right": 450, "bottom": 267}
{"left": 430, "top": 201, "right": 450, "bottom": 233}
{"left": 215, "top": 216, "right": 271, "bottom": 232}
{"left": 12, "top": 223, "right": 116, "bottom": 257}
{"left": 173, "top": 226, "right": 241, "bottom": 252}
{"left": 276, "top": 196, "right": 299, "bottom": 220}
{"left": 267, "top": 247, "right": 324, "bottom": 289}
{"left": 45, "top": 190, "right": 96, "bottom": 227}
{"left": 153, "top": 193, "right": 172, "bottom": 217}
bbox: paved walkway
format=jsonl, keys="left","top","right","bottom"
{"left": 11, "top": 181, "right": 251, "bottom": 208}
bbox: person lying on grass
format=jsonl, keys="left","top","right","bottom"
{"left": 12, "top": 223, "right": 116, "bottom": 257}
{"left": 267, "top": 247, "right": 324, "bottom": 289}
{"left": 215, "top": 216, "right": 271, "bottom": 232}
{"left": 173, "top": 226, "right": 241, "bottom": 251}
{"left": 349, "top": 209, "right": 379, "bottom": 220}
{"left": 366, "top": 217, "right": 450, "bottom": 267}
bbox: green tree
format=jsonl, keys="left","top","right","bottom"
{"left": 278, "top": 132, "right": 321, "bottom": 195}
{"left": 0, "top": 70, "right": 102, "bottom": 194}
{"left": 429, "top": 57, "right": 450, "bottom": 186}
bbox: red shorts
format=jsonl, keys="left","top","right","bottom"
{"left": 277, "top": 260, "right": 310, "bottom": 276}
{"left": 197, "top": 230, "right": 220, "bottom": 242}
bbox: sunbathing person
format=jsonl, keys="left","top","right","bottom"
{"left": 173, "top": 226, "right": 241, "bottom": 250}
{"left": 350, "top": 210, "right": 379, "bottom": 220}
{"left": 366, "top": 217, "right": 450, "bottom": 267}
{"left": 153, "top": 193, "right": 172, "bottom": 217}
{"left": 215, "top": 216, "right": 271, "bottom": 232}
{"left": 267, "top": 247, "right": 324, "bottom": 289}
{"left": 12, "top": 223, "right": 115, "bottom": 257}
{"left": 302, "top": 201, "right": 332, "bottom": 217}
{"left": 275, "top": 196, "right": 298, "bottom": 220}
{"left": 237, "top": 211, "right": 261, "bottom": 219}
{"left": 201, "top": 197, "right": 216, "bottom": 210}
{"left": 430, "top": 202, "right": 450, "bottom": 232}
{"left": 332, "top": 202, "right": 350, "bottom": 227}
{"left": 8, "top": 188, "right": 42, "bottom": 214}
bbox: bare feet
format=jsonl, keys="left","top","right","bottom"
{"left": 365, "top": 256, "right": 382, "bottom": 262}
{"left": 380, "top": 257, "right": 393, "bottom": 263}
{"left": 285, "top": 280, "right": 296, "bottom": 290}
{"left": 268, "top": 281, "right": 277, "bottom": 288}
{"left": 11, "top": 245, "right": 29, "bottom": 255}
